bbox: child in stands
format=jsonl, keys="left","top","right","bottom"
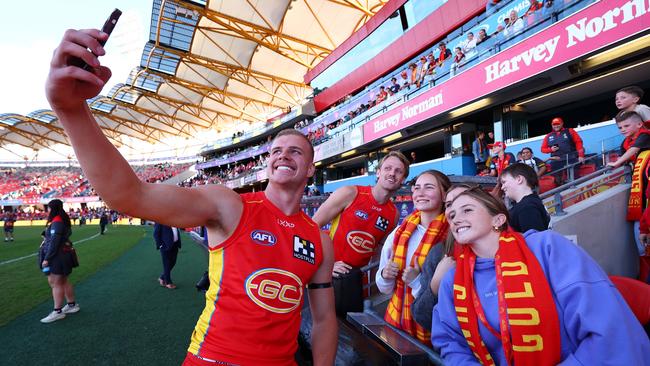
{"left": 615, "top": 85, "right": 650, "bottom": 125}
{"left": 432, "top": 188, "right": 650, "bottom": 365}
{"left": 607, "top": 111, "right": 650, "bottom": 169}
{"left": 500, "top": 163, "right": 550, "bottom": 233}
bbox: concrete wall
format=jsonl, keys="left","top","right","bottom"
{"left": 550, "top": 184, "right": 639, "bottom": 277}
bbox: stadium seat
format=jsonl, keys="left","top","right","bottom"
{"left": 576, "top": 163, "right": 596, "bottom": 178}
{"left": 538, "top": 175, "right": 556, "bottom": 193}
{"left": 609, "top": 275, "right": 650, "bottom": 326}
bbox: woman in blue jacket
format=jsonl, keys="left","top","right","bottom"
{"left": 432, "top": 188, "right": 649, "bottom": 365}
{"left": 40, "top": 199, "right": 79, "bottom": 323}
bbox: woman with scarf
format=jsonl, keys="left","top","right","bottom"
{"left": 432, "top": 188, "right": 650, "bottom": 365}
{"left": 40, "top": 199, "right": 79, "bottom": 323}
{"left": 376, "top": 170, "right": 450, "bottom": 344}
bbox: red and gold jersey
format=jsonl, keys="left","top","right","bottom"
{"left": 187, "top": 191, "right": 322, "bottom": 365}
{"left": 329, "top": 186, "right": 397, "bottom": 267}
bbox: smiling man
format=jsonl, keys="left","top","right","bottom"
{"left": 313, "top": 151, "right": 410, "bottom": 317}
{"left": 46, "top": 28, "right": 336, "bottom": 366}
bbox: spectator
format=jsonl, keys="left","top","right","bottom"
{"left": 472, "top": 131, "right": 489, "bottom": 165}
{"left": 488, "top": 142, "right": 516, "bottom": 177}
{"left": 436, "top": 42, "right": 452, "bottom": 67}
{"left": 540, "top": 117, "right": 585, "bottom": 185}
{"left": 418, "top": 56, "right": 428, "bottom": 85}
{"left": 485, "top": 0, "right": 502, "bottom": 14}
{"left": 376, "top": 86, "right": 388, "bottom": 104}
{"left": 39, "top": 199, "right": 79, "bottom": 323}
{"left": 460, "top": 32, "right": 477, "bottom": 58}
{"left": 500, "top": 163, "right": 550, "bottom": 232}
{"left": 408, "top": 63, "right": 420, "bottom": 88}
{"left": 412, "top": 183, "right": 471, "bottom": 331}
{"left": 476, "top": 28, "right": 490, "bottom": 45}
{"left": 503, "top": 10, "right": 524, "bottom": 38}
{"left": 432, "top": 188, "right": 650, "bottom": 365}
{"left": 377, "top": 170, "right": 451, "bottom": 344}
{"left": 400, "top": 69, "right": 410, "bottom": 90}
{"left": 608, "top": 111, "right": 650, "bottom": 169}
{"left": 542, "top": 0, "right": 556, "bottom": 16}
{"left": 450, "top": 47, "right": 465, "bottom": 76}
{"left": 525, "top": 0, "right": 544, "bottom": 17}
{"left": 388, "top": 77, "right": 400, "bottom": 95}
{"left": 615, "top": 85, "right": 650, "bottom": 124}
{"left": 424, "top": 53, "right": 436, "bottom": 83}
{"left": 518, "top": 147, "right": 547, "bottom": 176}
{"left": 410, "top": 151, "right": 418, "bottom": 163}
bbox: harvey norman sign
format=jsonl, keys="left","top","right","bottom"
{"left": 363, "top": 0, "right": 650, "bottom": 143}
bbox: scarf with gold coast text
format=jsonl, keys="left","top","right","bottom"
{"left": 453, "top": 229, "right": 561, "bottom": 366}
{"left": 384, "top": 211, "right": 448, "bottom": 344}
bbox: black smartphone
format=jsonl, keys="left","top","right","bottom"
{"left": 72, "top": 9, "right": 122, "bottom": 71}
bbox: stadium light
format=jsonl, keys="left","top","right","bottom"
{"left": 340, "top": 149, "right": 357, "bottom": 158}
{"left": 583, "top": 34, "right": 650, "bottom": 69}
{"left": 382, "top": 132, "right": 403, "bottom": 143}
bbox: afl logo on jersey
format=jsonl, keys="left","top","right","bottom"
{"left": 250, "top": 230, "right": 277, "bottom": 246}
{"left": 245, "top": 269, "right": 303, "bottom": 313}
{"left": 346, "top": 231, "right": 376, "bottom": 254}
{"left": 354, "top": 210, "right": 369, "bottom": 220}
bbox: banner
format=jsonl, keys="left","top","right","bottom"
{"left": 363, "top": 0, "right": 650, "bottom": 142}
{"left": 313, "top": 127, "right": 364, "bottom": 161}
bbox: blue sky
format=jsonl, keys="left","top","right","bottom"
{"left": 0, "top": 0, "right": 153, "bottom": 116}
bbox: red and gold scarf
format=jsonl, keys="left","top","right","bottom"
{"left": 628, "top": 150, "right": 650, "bottom": 221}
{"left": 453, "top": 229, "right": 561, "bottom": 366}
{"left": 384, "top": 211, "right": 448, "bottom": 344}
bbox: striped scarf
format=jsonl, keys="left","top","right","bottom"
{"left": 453, "top": 229, "right": 561, "bottom": 366}
{"left": 384, "top": 211, "right": 448, "bottom": 344}
{"left": 628, "top": 150, "right": 650, "bottom": 221}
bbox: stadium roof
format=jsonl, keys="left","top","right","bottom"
{"left": 0, "top": 0, "right": 388, "bottom": 150}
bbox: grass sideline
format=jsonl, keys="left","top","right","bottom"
{"left": 0, "top": 225, "right": 147, "bottom": 326}
{"left": 0, "top": 225, "right": 207, "bottom": 366}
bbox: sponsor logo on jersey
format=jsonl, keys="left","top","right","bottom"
{"left": 371, "top": 205, "right": 383, "bottom": 212}
{"left": 250, "top": 230, "right": 277, "bottom": 246}
{"left": 346, "top": 231, "right": 376, "bottom": 254}
{"left": 375, "top": 216, "right": 390, "bottom": 232}
{"left": 245, "top": 269, "right": 303, "bottom": 313}
{"left": 354, "top": 210, "right": 369, "bottom": 220}
{"left": 293, "top": 236, "right": 316, "bottom": 264}
{"left": 277, "top": 219, "right": 295, "bottom": 228}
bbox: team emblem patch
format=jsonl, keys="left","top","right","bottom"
{"left": 245, "top": 269, "right": 303, "bottom": 313}
{"left": 355, "top": 210, "right": 369, "bottom": 220}
{"left": 250, "top": 230, "right": 277, "bottom": 246}
{"left": 293, "top": 236, "right": 316, "bottom": 264}
{"left": 346, "top": 231, "right": 375, "bottom": 254}
{"left": 375, "top": 216, "right": 390, "bottom": 231}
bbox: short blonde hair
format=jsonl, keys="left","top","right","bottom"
{"left": 378, "top": 151, "right": 410, "bottom": 178}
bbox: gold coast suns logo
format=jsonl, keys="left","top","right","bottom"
{"left": 346, "top": 231, "right": 376, "bottom": 254}
{"left": 245, "top": 269, "right": 303, "bottom": 313}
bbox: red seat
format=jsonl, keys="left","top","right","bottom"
{"left": 577, "top": 163, "right": 596, "bottom": 178}
{"left": 609, "top": 275, "right": 650, "bottom": 325}
{"left": 538, "top": 175, "right": 556, "bottom": 193}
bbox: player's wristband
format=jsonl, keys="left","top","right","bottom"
{"left": 307, "top": 282, "right": 332, "bottom": 289}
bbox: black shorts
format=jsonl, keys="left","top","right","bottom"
{"left": 333, "top": 267, "right": 364, "bottom": 317}
{"left": 48, "top": 251, "right": 74, "bottom": 276}
{"left": 4, "top": 227, "right": 13, "bottom": 233}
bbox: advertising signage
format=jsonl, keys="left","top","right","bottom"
{"left": 363, "top": 0, "right": 650, "bottom": 142}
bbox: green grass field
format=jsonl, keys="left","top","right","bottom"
{"left": 0, "top": 224, "right": 208, "bottom": 365}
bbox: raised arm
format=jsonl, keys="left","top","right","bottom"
{"left": 311, "top": 185, "right": 357, "bottom": 227}
{"left": 45, "top": 29, "right": 241, "bottom": 230}
{"left": 309, "top": 231, "right": 337, "bottom": 365}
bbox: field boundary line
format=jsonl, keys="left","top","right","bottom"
{"left": 0, "top": 233, "right": 101, "bottom": 267}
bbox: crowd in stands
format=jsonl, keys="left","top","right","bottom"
{"left": 134, "top": 162, "right": 192, "bottom": 183}
{"left": 0, "top": 167, "right": 90, "bottom": 201}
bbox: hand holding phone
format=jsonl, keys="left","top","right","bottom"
{"left": 70, "top": 9, "right": 122, "bottom": 71}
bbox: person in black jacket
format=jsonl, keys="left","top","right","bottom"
{"left": 500, "top": 163, "right": 550, "bottom": 233}
{"left": 153, "top": 223, "right": 182, "bottom": 289}
{"left": 40, "top": 199, "right": 79, "bottom": 323}
{"left": 99, "top": 212, "right": 109, "bottom": 234}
